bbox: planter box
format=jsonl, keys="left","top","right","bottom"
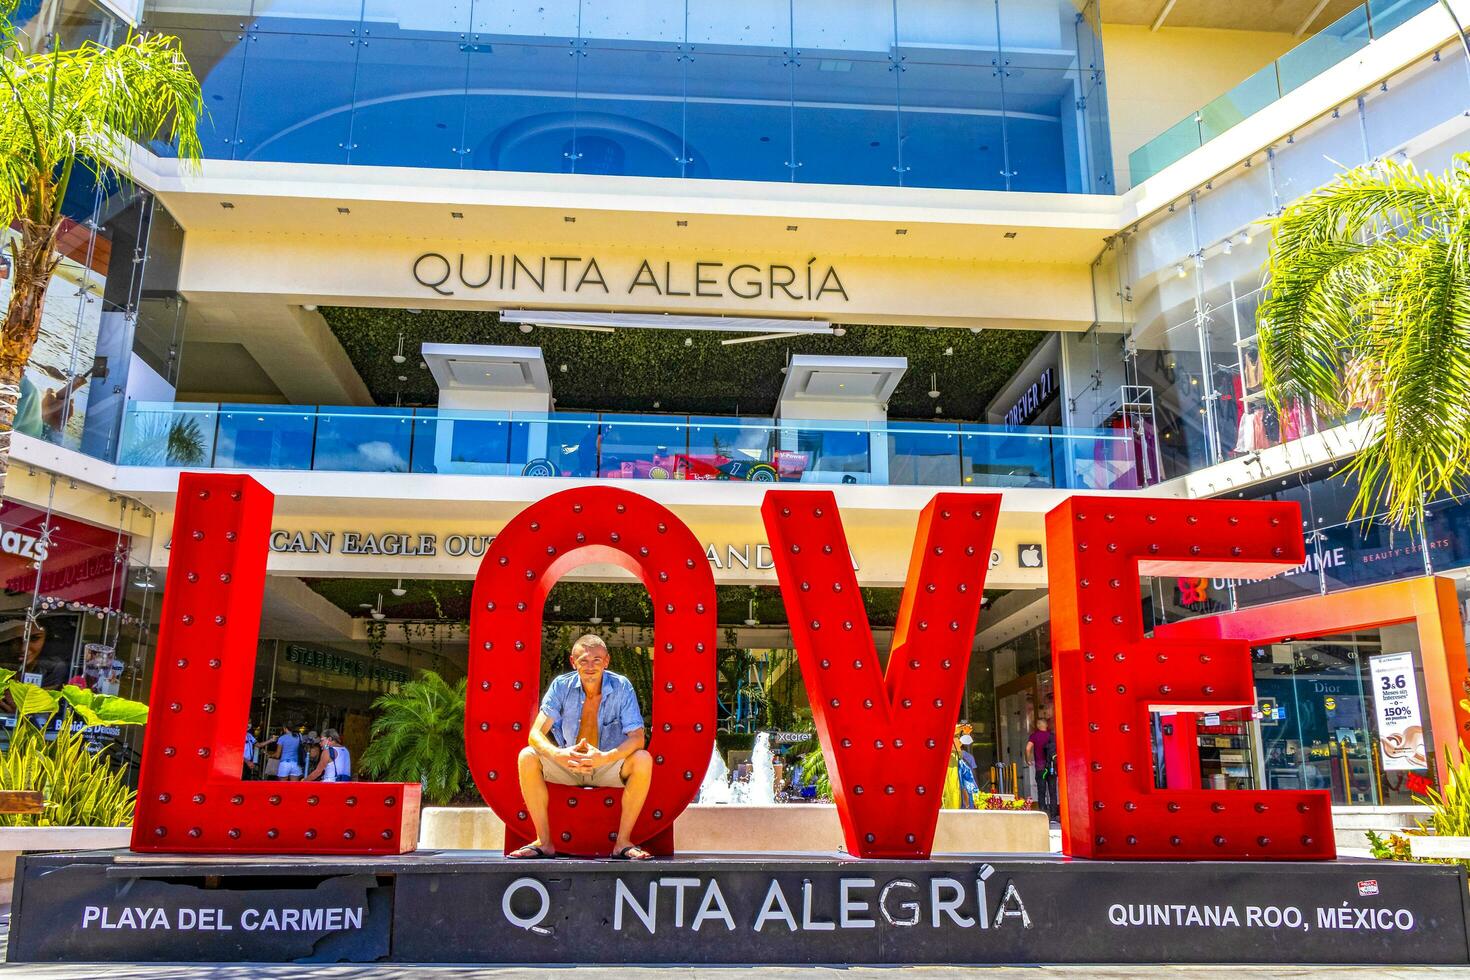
{"left": 0, "top": 826, "right": 132, "bottom": 904}
{"left": 1410, "top": 835, "right": 1470, "bottom": 860}
{"left": 419, "top": 804, "right": 1050, "bottom": 853}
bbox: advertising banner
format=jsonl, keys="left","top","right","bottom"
{"left": 1370, "top": 651, "right": 1426, "bottom": 771}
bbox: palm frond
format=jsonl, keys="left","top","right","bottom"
{"left": 1259, "top": 156, "right": 1470, "bottom": 528}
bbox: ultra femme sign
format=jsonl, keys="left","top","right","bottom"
{"left": 130, "top": 475, "right": 1334, "bottom": 862}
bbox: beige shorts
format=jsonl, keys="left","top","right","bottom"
{"left": 540, "top": 753, "right": 627, "bottom": 789}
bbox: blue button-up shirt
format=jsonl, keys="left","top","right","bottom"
{"left": 539, "top": 669, "right": 645, "bottom": 751}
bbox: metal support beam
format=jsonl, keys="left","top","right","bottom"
{"left": 1295, "top": 0, "right": 1333, "bottom": 36}
{"left": 1150, "top": 0, "right": 1178, "bottom": 31}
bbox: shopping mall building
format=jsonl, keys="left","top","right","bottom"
{"left": 4, "top": 0, "right": 1470, "bottom": 808}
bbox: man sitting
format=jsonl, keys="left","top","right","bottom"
{"left": 511, "top": 634, "right": 654, "bottom": 860}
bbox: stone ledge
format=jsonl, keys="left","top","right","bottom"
{"left": 1410, "top": 836, "right": 1470, "bottom": 860}
{"left": 419, "top": 804, "right": 1050, "bottom": 853}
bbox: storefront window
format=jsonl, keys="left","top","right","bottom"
{"left": 1251, "top": 628, "right": 1431, "bottom": 806}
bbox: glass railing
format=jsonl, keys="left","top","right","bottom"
{"left": 116, "top": 403, "right": 1141, "bottom": 491}
{"left": 1127, "top": 0, "right": 1437, "bottom": 184}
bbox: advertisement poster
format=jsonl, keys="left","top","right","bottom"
{"left": 1370, "top": 651, "right": 1426, "bottom": 771}
{"left": 0, "top": 219, "right": 104, "bottom": 452}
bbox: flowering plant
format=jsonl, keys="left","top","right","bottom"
{"left": 979, "top": 794, "right": 1034, "bottom": 811}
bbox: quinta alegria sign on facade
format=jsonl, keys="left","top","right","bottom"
{"left": 413, "top": 252, "right": 849, "bottom": 302}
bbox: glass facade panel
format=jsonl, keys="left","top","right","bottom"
{"left": 461, "top": 43, "right": 578, "bottom": 174}
{"left": 359, "top": 0, "right": 471, "bottom": 38}
{"left": 1271, "top": 111, "right": 1367, "bottom": 207}
{"left": 961, "top": 426, "right": 1053, "bottom": 487}
{"left": 165, "top": 29, "right": 249, "bottom": 158}
{"left": 313, "top": 407, "right": 414, "bottom": 471}
{"left": 145, "top": 0, "right": 1108, "bottom": 190}
{"left": 1004, "top": 67, "right": 1080, "bottom": 192}
{"left": 348, "top": 37, "right": 468, "bottom": 169}
{"left": 1198, "top": 63, "right": 1279, "bottom": 143}
{"left": 213, "top": 404, "right": 316, "bottom": 469}
{"left": 1367, "top": 0, "right": 1437, "bottom": 36}
{"left": 887, "top": 423, "right": 961, "bottom": 486}
{"left": 117, "top": 402, "right": 219, "bottom": 466}
{"left": 1126, "top": 114, "right": 1200, "bottom": 184}
{"left": 1277, "top": 6, "right": 1371, "bottom": 94}
{"left": 250, "top": 0, "right": 366, "bottom": 35}
{"left": 895, "top": 61, "right": 1008, "bottom": 190}
{"left": 473, "top": 0, "right": 580, "bottom": 40}
{"left": 575, "top": 43, "right": 689, "bottom": 178}
{"left": 1362, "top": 55, "right": 1469, "bottom": 160}
{"left": 597, "top": 414, "right": 688, "bottom": 478}
{"left": 683, "top": 51, "right": 794, "bottom": 182}
{"left": 790, "top": 0, "right": 898, "bottom": 185}
{"left": 580, "top": 0, "right": 686, "bottom": 43}
{"left": 791, "top": 51, "right": 900, "bottom": 186}
{"left": 234, "top": 31, "right": 358, "bottom": 164}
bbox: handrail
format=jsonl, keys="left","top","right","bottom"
{"left": 116, "top": 402, "right": 1143, "bottom": 491}
{"left": 1127, "top": 0, "right": 1437, "bottom": 185}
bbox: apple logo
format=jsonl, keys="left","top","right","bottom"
{"left": 1018, "top": 544, "right": 1043, "bottom": 568}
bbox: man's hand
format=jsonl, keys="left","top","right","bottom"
{"left": 565, "top": 738, "right": 606, "bottom": 771}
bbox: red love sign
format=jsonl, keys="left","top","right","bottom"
{"left": 129, "top": 474, "right": 1336, "bottom": 863}
{"left": 761, "top": 490, "right": 1000, "bottom": 858}
{"left": 131, "top": 474, "right": 420, "bottom": 854}
{"left": 1046, "top": 496, "right": 1334, "bottom": 860}
{"left": 464, "top": 486, "right": 718, "bottom": 856}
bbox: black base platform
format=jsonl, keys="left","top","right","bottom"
{"left": 8, "top": 849, "right": 1469, "bottom": 965}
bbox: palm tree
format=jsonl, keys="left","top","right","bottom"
{"left": 1257, "top": 156, "right": 1470, "bottom": 530}
{"left": 358, "top": 671, "right": 469, "bottom": 806}
{"left": 0, "top": 0, "right": 201, "bottom": 494}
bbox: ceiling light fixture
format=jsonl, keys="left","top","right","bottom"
{"left": 392, "top": 331, "right": 407, "bottom": 364}
{"left": 744, "top": 599, "right": 758, "bottom": 627}
{"left": 519, "top": 323, "right": 534, "bottom": 334}
{"left": 391, "top": 579, "right": 406, "bottom": 597}
{"left": 928, "top": 372, "right": 941, "bottom": 399}
{"left": 302, "top": 303, "right": 318, "bottom": 312}
{"left": 589, "top": 597, "right": 602, "bottom": 625}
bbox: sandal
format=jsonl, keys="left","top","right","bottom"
{"left": 612, "top": 844, "right": 653, "bottom": 861}
{"left": 507, "top": 844, "right": 555, "bottom": 859}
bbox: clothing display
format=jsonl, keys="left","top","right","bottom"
{"left": 1235, "top": 409, "right": 1268, "bottom": 453}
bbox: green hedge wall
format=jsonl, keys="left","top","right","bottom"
{"left": 322, "top": 307, "right": 1043, "bottom": 421}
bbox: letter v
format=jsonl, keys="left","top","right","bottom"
{"left": 761, "top": 491, "right": 1000, "bottom": 858}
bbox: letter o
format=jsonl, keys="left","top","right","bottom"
{"left": 502, "top": 877, "right": 551, "bottom": 933}
{"left": 1395, "top": 909, "right": 1414, "bottom": 930}
{"left": 466, "top": 487, "right": 717, "bottom": 856}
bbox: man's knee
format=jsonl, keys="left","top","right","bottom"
{"left": 518, "top": 746, "right": 541, "bottom": 775}
{"left": 626, "top": 749, "right": 652, "bottom": 778}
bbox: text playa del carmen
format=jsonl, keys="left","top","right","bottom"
{"left": 81, "top": 905, "right": 365, "bottom": 932}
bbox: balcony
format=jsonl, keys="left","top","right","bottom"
{"left": 117, "top": 403, "right": 1140, "bottom": 492}
{"left": 1128, "top": 0, "right": 1438, "bottom": 184}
